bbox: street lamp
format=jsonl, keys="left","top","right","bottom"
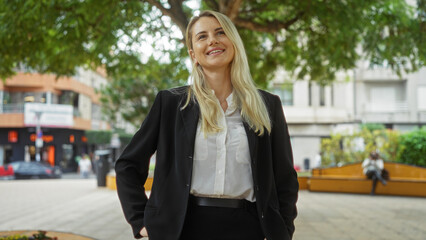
{"left": 35, "top": 111, "right": 43, "bottom": 162}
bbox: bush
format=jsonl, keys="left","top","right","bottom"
{"left": 360, "top": 123, "right": 385, "bottom": 132}
{"left": 118, "top": 133, "right": 133, "bottom": 148}
{"left": 320, "top": 127, "right": 400, "bottom": 167}
{"left": 397, "top": 127, "right": 426, "bottom": 167}
{"left": 0, "top": 231, "right": 57, "bottom": 240}
{"left": 320, "top": 134, "right": 352, "bottom": 166}
{"left": 320, "top": 126, "right": 426, "bottom": 168}
{"left": 85, "top": 130, "right": 112, "bottom": 145}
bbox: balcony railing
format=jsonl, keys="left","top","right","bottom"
{"left": 0, "top": 103, "right": 82, "bottom": 117}
{"left": 73, "top": 107, "right": 81, "bottom": 117}
{"left": 364, "top": 102, "right": 409, "bottom": 113}
{"left": 1, "top": 103, "right": 25, "bottom": 113}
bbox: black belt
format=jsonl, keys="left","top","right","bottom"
{"left": 190, "top": 196, "right": 250, "bottom": 208}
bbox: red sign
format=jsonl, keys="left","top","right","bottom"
{"left": 30, "top": 134, "right": 54, "bottom": 143}
{"left": 8, "top": 131, "right": 18, "bottom": 143}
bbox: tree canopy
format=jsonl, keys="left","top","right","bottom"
{"left": 1, "top": 0, "right": 424, "bottom": 126}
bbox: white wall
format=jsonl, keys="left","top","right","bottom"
{"left": 356, "top": 65, "right": 426, "bottom": 124}
{"left": 291, "top": 137, "right": 321, "bottom": 170}
{"left": 78, "top": 94, "right": 92, "bottom": 120}
{"left": 274, "top": 63, "right": 425, "bottom": 170}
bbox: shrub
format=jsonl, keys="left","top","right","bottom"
{"left": 0, "top": 231, "right": 57, "bottom": 240}
{"left": 118, "top": 132, "right": 133, "bottom": 148}
{"left": 85, "top": 130, "right": 112, "bottom": 145}
{"left": 320, "top": 127, "right": 400, "bottom": 167}
{"left": 320, "top": 134, "right": 352, "bottom": 166}
{"left": 360, "top": 123, "right": 385, "bottom": 132}
{"left": 397, "top": 127, "right": 426, "bottom": 167}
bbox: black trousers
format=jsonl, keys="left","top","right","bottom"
{"left": 366, "top": 169, "right": 386, "bottom": 194}
{"left": 179, "top": 200, "right": 265, "bottom": 240}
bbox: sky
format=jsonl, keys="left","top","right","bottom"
{"left": 117, "top": 0, "right": 200, "bottom": 64}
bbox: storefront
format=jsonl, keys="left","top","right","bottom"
{"left": 0, "top": 128, "right": 89, "bottom": 172}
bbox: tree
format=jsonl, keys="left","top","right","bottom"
{"left": 1, "top": 0, "right": 424, "bottom": 126}
{"left": 99, "top": 49, "right": 188, "bottom": 126}
{"left": 320, "top": 127, "right": 401, "bottom": 167}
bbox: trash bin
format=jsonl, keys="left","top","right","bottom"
{"left": 304, "top": 158, "right": 310, "bottom": 170}
{"left": 95, "top": 150, "right": 111, "bottom": 187}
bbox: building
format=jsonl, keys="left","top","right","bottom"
{"left": 4, "top": 64, "right": 423, "bottom": 172}
{"left": 0, "top": 68, "right": 111, "bottom": 171}
{"left": 271, "top": 69, "right": 354, "bottom": 170}
{"left": 354, "top": 64, "right": 426, "bottom": 130}
{"left": 272, "top": 65, "right": 426, "bottom": 170}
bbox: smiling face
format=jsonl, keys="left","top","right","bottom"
{"left": 189, "top": 16, "right": 235, "bottom": 71}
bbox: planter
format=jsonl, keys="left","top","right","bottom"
{"left": 106, "top": 172, "right": 153, "bottom": 191}
{"left": 0, "top": 230, "right": 95, "bottom": 240}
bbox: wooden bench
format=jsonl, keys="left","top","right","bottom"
{"left": 0, "top": 230, "right": 94, "bottom": 240}
{"left": 106, "top": 172, "right": 153, "bottom": 191}
{"left": 308, "top": 162, "right": 426, "bottom": 197}
{"left": 105, "top": 163, "right": 425, "bottom": 197}
{"left": 108, "top": 173, "right": 307, "bottom": 192}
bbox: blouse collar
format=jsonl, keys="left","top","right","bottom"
{"left": 211, "top": 89, "right": 237, "bottom": 114}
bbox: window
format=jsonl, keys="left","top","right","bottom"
{"left": 2, "top": 91, "right": 10, "bottom": 104}
{"left": 91, "top": 103, "right": 102, "bottom": 121}
{"left": 368, "top": 81, "right": 407, "bottom": 112}
{"left": 0, "top": 145, "right": 13, "bottom": 165}
{"left": 418, "top": 86, "right": 426, "bottom": 111}
{"left": 22, "top": 92, "right": 45, "bottom": 103}
{"left": 272, "top": 83, "right": 293, "bottom": 106}
{"left": 2, "top": 92, "right": 23, "bottom": 113}
{"left": 308, "top": 82, "right": 312, "bottom": 106}
{"left": 59, "top": 91, "right": 79, "bottom": 108}
{"left": 319, "top": 86, "right": 325, "bottom": 106}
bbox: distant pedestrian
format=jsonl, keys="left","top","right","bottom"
{"left": 314, "top": 152, "right": 322, "bottom": 168}
{"left": 362, "top": 151, "right": 387, "bottom": 195}
{"left": 78, "top": 154, "right": 92, "bottom": 179}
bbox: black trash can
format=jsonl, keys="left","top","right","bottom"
{"left": 304, "top": 158, "right": 310, "bottom": 170}
{"left": 95, "top": 150, "right": 111, "bottom": 187}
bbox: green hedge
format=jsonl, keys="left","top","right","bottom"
{"left": 85, "top": 130, "right": 112, "bottom": 145}
{"left": 360, "top": 123, "right": 385, "bottom": 132}
{"left": 119, "top": 133, "right": 133, "bottom": 148}
{"left": 320, "top": 126, "right": 426, "bottom": 167}
{"left": 0, "top": 231, "right": 57, "bottom": 240}
{"left": 397, "top": 127, "right": 426, "bottom": 167}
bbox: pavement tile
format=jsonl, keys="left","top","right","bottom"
{"left": 1, "top": 178, "right": 425, "bottom": 240}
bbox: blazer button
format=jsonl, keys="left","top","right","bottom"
{"left": 186, "top": 183, "right": 190, "bottom": 187}
{"left": 188, "top": 156, "right": 193, "bottom": 159}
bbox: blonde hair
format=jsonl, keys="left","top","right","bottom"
{"left": 184, "top": 10, "right": 271, "bottom": 136}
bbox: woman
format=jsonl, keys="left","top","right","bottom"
{"left": 115, "top": 10, "right": 298, "bottom": 240}
{"left": 362, "top": 151, "right": 387, "bottom": 195}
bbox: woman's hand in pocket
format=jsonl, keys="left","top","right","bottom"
{"left": 140, "top": 227, "right": 148, "bottom": 237}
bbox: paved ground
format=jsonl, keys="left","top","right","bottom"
{"left": 0, "top": 176, "right": 425, "bottom": 240}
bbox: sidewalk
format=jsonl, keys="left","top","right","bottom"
{"left": 0, "top": 178, "right": 425, "bottom": 240}
{"left": 294, "top": 191, "right": 425, "bottom": 240}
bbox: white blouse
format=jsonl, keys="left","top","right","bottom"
{"left": 362, "top": 158, "right": 384, "bottom": 174}
{"left": 190, "top": 92, "right": 255, "bottom": 202}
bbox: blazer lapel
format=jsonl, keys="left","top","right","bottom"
{"left": 180, "top": 96, "right": 257, "bottom": 163}
{"left": 180, "top": 98, "right": 199, "bottom": 149}
{"left": 243, "top": 122, "right": 258, "bottom": 164}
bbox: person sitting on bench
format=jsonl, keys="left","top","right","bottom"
{"left": 362, "top": 151, "right": 387, "bottom": 195}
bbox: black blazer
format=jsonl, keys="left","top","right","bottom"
{"left": 115, "top": 86, "right": 298, "bottom": 240}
